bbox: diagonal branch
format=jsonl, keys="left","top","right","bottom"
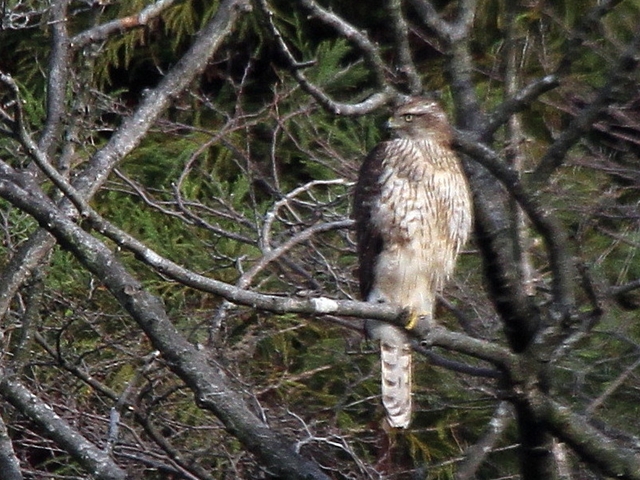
{"left": 454, "top": 132, "right": 575, "bottom": 323}
{"left": 0, "top": 373, "right": 127, "bottom": 480}
{"left": 530, "top": 391, "right": 640, "bottom": 480}
{"left": 0, "top": 0, "right": 249, "bottom": 322}
{"left": 405, "top": 0, "right": 454, "bottom": 42}
{"left": 0, "top": 168, "right": 331, "bottom": 480}
{"left": 297, "top": 0, "right": 388, "bottom": 89}
{"left": 70, "top": 0, "right": 179, "bottom": 49}
{"left": 484, "top": 74, "right": 560, "bottom": 139}
{"left": 256, "top": 0, "right": 397, "bottom": 115}
{"left": 531, "top": 30, "right": 640, "bottom": 185}
{"left": 455, "top": 402, "right": 512, "bottom": 480}
{"left": 0, "top": 161, "right": 399, "bottom": 324}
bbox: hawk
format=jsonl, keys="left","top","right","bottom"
{"left": 353, "top": 97, "right": 473, "bottom": 428}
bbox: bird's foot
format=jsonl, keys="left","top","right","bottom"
{"left": 403, "top": 309, "right": 420, "bottom": 331}
{"left": 401, "top": 308, "right": 432, "bottom": 337}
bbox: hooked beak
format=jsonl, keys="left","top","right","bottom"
{"left": 385, "top": 117, "right": 400, "bottom": 130}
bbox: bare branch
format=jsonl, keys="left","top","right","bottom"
{"left": 455, "top": 402, "right": 512, "bottom": 480}
{"left": 530, "top": 392, "right": 640, "bottom": 480}
{"left": 585, "top": 356, "right": 640, "bottom": 417}
{"left": 405, "top": 0, "right": 454, "bottom": 42}
{"left": 0, "top": 160, "right": 397, "bottom": 322}
{"left": 297, "top": 0, "right": 388, "bottom": 88}
{"left": 256, "top": 0, "right": 397, "bottom": 114}
{"left": 0, "top": 0, "right": 249, "bottom": 321}
{"left": 531, "top": 30, "right": 640, "bottom": 185}
{"left": 70, "top": 0, "right": 179, "bottom": 49}
{"left": 0, "top": 167, "right": 331, "bottom": 480}
{"left": 412, "top": 342, "right": 501, "bottom": 379}
{"left": 386, "top": 0, "right": 422, "bottom": 94}
{"left": 454, "top": 132, "right": 575, "bottom": 324}
{"left": 0, "top": 373, "right": 127, "bottom": 480}
{"left": 38, "top": 0, "right": 70, "bottom": 159}
{"left": 0, "top": 415, "right": 22, "bottom": 480}
{"left": 419, "top": 325, "right": 513, "bottom": 369}
{"left": 453, "top": 0, "right": 478, "bottom": 38}
{"left": 0, "top": 74, "right": 89, "bottom": 217}
{"left": 72, "top": 0, "right": 251, "bottom": 199}
{"left": 34, "top": 333, "right": 217, "bottom": 480}
{"left": 610, "top": 278, "right": 640, "bottom": 297}
{"left": 484, "top": 74, "right": 560, "bottom": 138}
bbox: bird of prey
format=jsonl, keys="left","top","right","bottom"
{"left": 353, "top": 97, "right": 473, "bottom": 428}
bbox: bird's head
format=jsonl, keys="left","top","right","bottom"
{"left": 386, "top": 97, "right": 452, "bottom": 143}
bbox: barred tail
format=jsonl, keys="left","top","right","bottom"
{"left": 380, "top": 340, "right": 412, "bottom": 428}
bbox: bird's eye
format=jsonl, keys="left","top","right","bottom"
{"left": 403, "top": 114, "right": 413, "bottom": 122}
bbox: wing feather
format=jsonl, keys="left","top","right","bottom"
{"left": 353, "top": 143, "right": 387, "bottom": 300}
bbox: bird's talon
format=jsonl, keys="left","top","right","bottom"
{"left": 404, "top": 311, "right": 419, "bottom": 331}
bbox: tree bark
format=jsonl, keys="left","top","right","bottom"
{"left": 0, "top": 170, "right": 331, "bottom": 480}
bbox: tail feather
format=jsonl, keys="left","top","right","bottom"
{"left": 380, "top": 340, "right": 412, "bottom": 428}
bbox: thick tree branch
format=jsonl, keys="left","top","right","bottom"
{"left": 386, "top": 0, "right": 422, "bottom": 95}
{"left": 405, "top": 0, "right": 454, "bottom": 41}
{"left": 419, "top": 325, "right": 513, "bottom": 369}
{"left": 0, "top": 374, "right": 127, "bottom": 480}
{"left": 0, "top": 162, "right": 399, "bottom": 323}
{"left": 452, "top": 0, "right": 477, "bottom": 40}
{"left": 0, "top": 172, "right": 331, "bottom": 480}
{"left": 484, "top": 74, "right": 560, "bottom": 139}
{"left": 0, "top": 415, "right": 22, "bottom": 480}
{"left": 38, "top": 0, "right": 70, "bottom": 159}
{"left": 0, "top": 0, "right": 249, "bottom": 321}
{"left": 412, "top": 342, "right": 500, "bottom": 378}
{"left": 454, "top": 133, "right": 575, "bottom": 323}
{"left": 530, "top": 392, "right": 640, "bottom": 480}
{"left": 460, "top": 158, "right": 542, "bottom": 353}
{"left": 71, "top": 0, "right": 250, "bottom": 199}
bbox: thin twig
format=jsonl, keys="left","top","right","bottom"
{"left": 531, "top": 30, "right": 640, "bottom": 185}
{"left": 585, "top": 356, "right": 640, "bottom": 417}
{"left": 256, "top": 0, "right": 397, "bottom": 115}
{"left": 70, "top": 0, "right": 179, "bottom": 49}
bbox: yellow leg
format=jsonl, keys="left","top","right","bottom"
{"left": 404, "top": 309, "right": 419, "bottom": 330}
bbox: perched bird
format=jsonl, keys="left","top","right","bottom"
{"left": 353, "top": 97, "right": 473, "bottom": 428}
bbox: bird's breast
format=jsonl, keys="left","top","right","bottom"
{"left": 373, "top": 140, "right": 471, "bottom": 246}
